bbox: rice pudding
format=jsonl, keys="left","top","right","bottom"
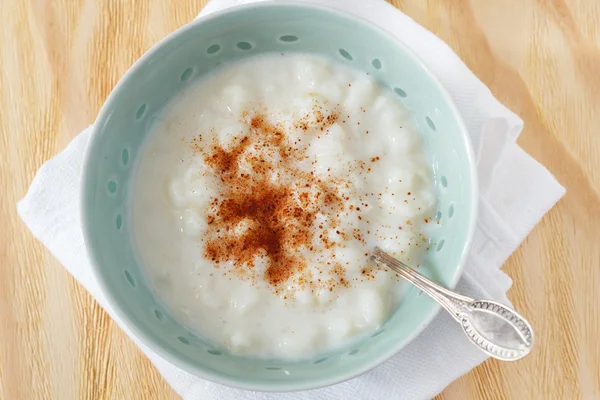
{"left": 130, "top": 53, "right": 436, "bottom": 358}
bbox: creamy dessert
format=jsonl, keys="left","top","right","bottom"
{"left": 130, "top": 53, "right": 436, "bottom": 358}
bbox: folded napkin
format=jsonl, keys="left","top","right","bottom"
{"left": 18, "top": 0, "right": 565, "bottom": 398}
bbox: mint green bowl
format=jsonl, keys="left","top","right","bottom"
{"left": 82, "top": 1, "right": 477, "bottom": 391}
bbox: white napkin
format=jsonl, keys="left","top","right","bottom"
{"left": 18, "top": 0, "right": 565, "bottom": 399}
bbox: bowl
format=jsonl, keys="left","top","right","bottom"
{"left": 82, "top": 1, "right": 477, "bottom": 391}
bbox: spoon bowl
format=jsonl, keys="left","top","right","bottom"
{"left": 372, "top": 247, "right": 534, "bottom": 361}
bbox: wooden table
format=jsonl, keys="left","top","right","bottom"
{"left": 1, "top": 0, "right": 598, "bottom": 398}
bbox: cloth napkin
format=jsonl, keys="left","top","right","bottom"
{"left": 18, "top": 0, "right": 566, "bottom": 399}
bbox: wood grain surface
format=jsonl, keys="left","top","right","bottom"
{"left": 1, "top": 0, "right": 599, "bottom": 399}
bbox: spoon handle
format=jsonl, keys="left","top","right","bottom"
{"left": 372, "top": 248, "right": 473, "bottom": 320}
{"left": 372, "top": 247, "right": 534, "bottom": 361}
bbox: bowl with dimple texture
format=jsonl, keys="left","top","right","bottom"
{"left": 82, "top": 1, "right": 477, "bottom": 391}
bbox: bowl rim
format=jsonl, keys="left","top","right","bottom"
{"left": 81, "top": 0, "right": 478, "bottom": 392}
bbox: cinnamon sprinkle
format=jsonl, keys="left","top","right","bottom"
{"left": 197, "top": 104, "right": 343, "bottom": 289}
{"left": 185, "top": 97, "right": 429, "bottom": 295}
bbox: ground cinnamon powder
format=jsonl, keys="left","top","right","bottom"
{"left": 198, "top": 102, "right": 343, "bottom": 289}
{"left": 189, "top": 100, "right": 431, "bottom": 293}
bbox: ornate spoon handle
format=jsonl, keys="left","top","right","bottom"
{"left": 372, "top": 247, "right": 534, "bottom": 361}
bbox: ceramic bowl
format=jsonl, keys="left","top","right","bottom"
{"left": 82, "top": 1, "right": 477, "bottom": 391}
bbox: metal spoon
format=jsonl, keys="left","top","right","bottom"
{"left": 372, "top": 247, "right": 534, "bottom": 361}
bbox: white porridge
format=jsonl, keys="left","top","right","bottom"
{"left": 131, "top": 53, "right": 436, "bottom": 359}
